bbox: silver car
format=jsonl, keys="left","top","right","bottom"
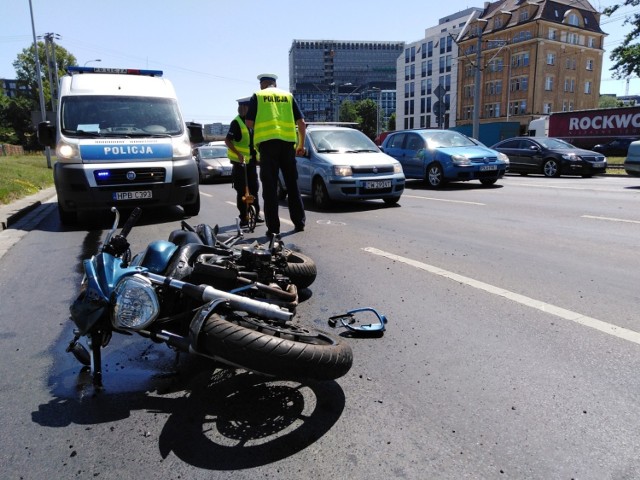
{"left": 279, "top": 125, "right": 405, "bottom": 208}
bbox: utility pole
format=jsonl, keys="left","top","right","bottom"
{"left": 472, "top": 21, "right": 486, "bottom": 140}
{"left": 28, "top": 0, "right": 51, "bottom": 168}
{"left": 43, "top": 33, "right": 61, "bottom": 112}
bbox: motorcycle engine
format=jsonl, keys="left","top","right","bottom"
{"left": 240, "top": 246, "right": 274, "bottom": 283}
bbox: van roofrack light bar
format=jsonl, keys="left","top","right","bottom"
{"left": 67, "top": 66, "right": 163, "bottom": 77}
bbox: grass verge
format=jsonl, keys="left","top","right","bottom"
{"left": 0, "top": 154, "right": 55, "bottom": 205}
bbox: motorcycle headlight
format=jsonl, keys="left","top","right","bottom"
{"left": 112, "top": 275, "right": 159, "bottom": 330}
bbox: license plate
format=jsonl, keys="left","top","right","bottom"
{"left": 221, "top": 169, "right": 232, "bottom": 176}
{"left": 364, "top": 180, "right": 392, "bottom": 189}
{"left": 592, "top": 162, "right": 605, "bottom": 168}
{"left": 113, "top": 190, "right": 152, "bottom": 200}
{"left": 479, "top": 165, "right": 497, "bottom": 171}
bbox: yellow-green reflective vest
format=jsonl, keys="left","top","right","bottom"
{"left": 253, "top": 88, "right": 297, "bottom": 145}
{"left": 227, "top": 116, "right": 251, "bottom": 163}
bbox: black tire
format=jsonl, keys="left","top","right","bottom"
{"left": 183, "top": 193, "right": 201, "bottom": 217}
{"left": 282, "top": 249, "right": 317, "bottom": 289}
{"left": 312, "top": 178, "right": 332, "bottom": 209}
{"left": 200, "top": 309, "right": 353, "bottom": 380}
{"left": 425, "top": 163, "right": 446, "bottom": 188}
{"left": 542, "top": 159, "right": 561, "bottom": 178}
{"left": 247, "top": 204, "right": 257, "bottom": 232}
{"left": 383, "top": 197, "right": 400, "bottom": 206}
{"left": 480, "top": 178, "right": 498, "bottom": 186}
{"left": 57, "top": 202, "right": 77, "bottom": 226}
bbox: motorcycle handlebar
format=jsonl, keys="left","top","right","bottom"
{"left": 120, "top": 207, "right": 142, "bottom": 239}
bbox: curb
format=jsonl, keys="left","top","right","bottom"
{"left": 0, "top": 187, "right": 56, "bottom": 231}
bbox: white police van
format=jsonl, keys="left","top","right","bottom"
{"left": 38, "top": 66, "right": 203, "bottom": 225}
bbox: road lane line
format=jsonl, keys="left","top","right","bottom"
{"left": 363, "top": 247, "right": 640, "bottom": 346}
{"left": 402, "top": 195, "right": 485, "bottom": 205}
{"left": 582, "top": 215, "right": 640, "bottom": 225}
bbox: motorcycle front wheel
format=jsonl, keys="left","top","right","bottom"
{"left": 200, "top": 309, "right": 353, "bottom": 381}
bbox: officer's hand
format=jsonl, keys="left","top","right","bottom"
{"left": 295, "top": 146, "right": 306, "bottom": 156}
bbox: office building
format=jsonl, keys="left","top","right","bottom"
{"left": 289, "top": 40, "right": 404, "bottom": 124}
{"left": 397, "top": 8, "right": 482, "bottom": 130}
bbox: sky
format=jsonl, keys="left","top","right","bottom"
{"left": 2, "top": 0, "right": 638, "bottom": 126}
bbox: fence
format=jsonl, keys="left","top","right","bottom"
{"left": 0, "top": 144, "right": 25, "bottom": 156}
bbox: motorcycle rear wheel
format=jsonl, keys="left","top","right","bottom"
{"left": 282, "top": 250, "right": 317, "bottom": 289}
{"left": 200, "top": 309, "right": 353, "bottom": 380}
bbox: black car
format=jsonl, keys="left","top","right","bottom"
{"left": 491, "top": 137, "right": 607, "bottom": 178}
{"left": 592, "top": 138, "right": 638, "bottom": 157}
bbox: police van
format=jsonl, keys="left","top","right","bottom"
{"left": 38, "top": 66, "right": 203, "bottom": 225}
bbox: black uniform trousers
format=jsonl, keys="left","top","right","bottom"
{"left": 231, "top": 160, "right": 260, "bottom": 219}
{"left": 258, "top": 139, "right": 305, "bottom": 234}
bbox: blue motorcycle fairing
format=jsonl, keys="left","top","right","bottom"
{"left": 70, "top": 253, "right": 148, "bottom": 335}
{"left": 130, "top": 240, "right": 179, "bottom": 274}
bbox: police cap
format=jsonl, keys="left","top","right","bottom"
{"left": 236, "top": 96, "right": 251, "bottom": 105}
{"left": 257, "top": 73, "right": 278, "bottom": 83}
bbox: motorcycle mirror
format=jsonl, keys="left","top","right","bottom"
{"left": 328, "top": 307, "right": 388, "bottom": 336}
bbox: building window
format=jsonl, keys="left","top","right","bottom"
{"left": 422, "top": 61, "right": 427, "bottom": 77}
{"left": 510, "top": 76, "right": 528, "bottom": 92}
{"left": 427, "top": 41, "right": 433, "bottom": 57}
{"left": 487, "top": 58, "right": 504, "bottom": 72}
{"left": 519, "top": 10, "right": 529, "bottom": 22}
{"left": 495, "top": 17, "right": 503, "bottom": 29}
{"left": 586, "top": 59, "right": 594, "bottom": 71}
{"left": 567, "top": 13, "right": 580, "bottom": 27}
{"left": 427, "top": 78, "right": 432, "bottom": 95}
{"left": 509, "top": 100, "right": 527, "bottom": 115}
{"left": 545, "top": 76, "right": 554, "bottom": 91}
{"left": 547, "top": 53, "right": 556, "bottom": 65}
{"left": 512, "top": 52, "right": 529, "bottom": 67}
{"left": 463, "top": 85, "right": 474, "bottom": 99}
{"left": 484, "top": 103, "right": 501, "bottom": 118}
{"left": 567, "top": 32, "right": 579, "bottom": 45}
{"left": 428, "top": 60, "right": 433, "bottom": 76}
{"left": 565, "top": 57, "right": 577, "bottom": 70}
{"left": 588, "top": 37, "right": 596, "bottom": 48}
{"left": 585, "top": 81, "right": 592, "bottom": 94}
{"left": 543, "top": 102, "right": 553, "bottom": 114}
{"left": 548, "top": 28, "right": 557, "bottom": 40}
{"left": 564, "top": 78, "right": 575, "bottom": 92}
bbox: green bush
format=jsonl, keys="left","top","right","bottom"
{"left": 0, "top": 154, "right": 54, "bottom": 205}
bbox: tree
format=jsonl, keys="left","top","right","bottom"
{"left": 604, "top": 1, "right": 640, "bottom": 79}
{"left": 599, "top": 95, "right": 621, "bottom": 108}
{"left": 355, "top": 99, "right": 378, "bottom": 140}
{"left": 387, "top": 112, "right": 396, "bottom": 131}
{"left": 13, "top": 41, "right": 76, "bottom": 111}
{"left": 339, "top": 100, "right": 359, "bottom": 123}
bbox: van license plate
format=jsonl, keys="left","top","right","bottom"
{"left": 113, "top": 190, "right": 152, "bottom": 200}
{"left": 364, "top": 180, "right": 392, "bottom": 189}
{"left": 479, "top": 165, "right": 497, "bottom": 171}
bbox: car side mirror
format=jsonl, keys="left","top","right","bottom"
{"left": 186, "top": 122, "right": 204, "bottom": 144}
{"left": 37, "top": 121, "right": 56, "bottom": 147}
{"left": 529, "top": 145, "right": 540, "bottom": 151}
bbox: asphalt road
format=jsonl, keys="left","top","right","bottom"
{"left": 2, "top": 174, "right": 640, "bottom": 479}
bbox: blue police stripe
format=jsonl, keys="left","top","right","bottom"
{"left": 80, "top": 144, "right": 173, "bottom": 160}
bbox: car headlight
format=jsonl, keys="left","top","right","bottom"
{"left": 112, "top": 275, "right": 160, "bottom": 330}
{"left": 497, "top": 152, "right": 510, "bottom": 164}
{"left": 451, "top": 154, "right": 471, "bottom": 166}
{"left": 56, "top": 140, "right": 80, "bottom": 161}
{"left": 173, "top": 136, "right": 192, "bottom": 158}
{"left": 333, "top": 165, "right": 353, "bottom": 176}
{"left": 393, "top": 163, "right": 403, "bottom": 174}
{"left": 562, "top": 153, "right": 582, "bottom": 161}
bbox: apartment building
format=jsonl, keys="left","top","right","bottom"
{"left": 397, "top": 8, "right": 482, "bottom": 130}
{"left": 456, "top": 0, "right": 605, "bottom": 132}
{"left": 289, "top": 40, "right": 404, "bottom": 123}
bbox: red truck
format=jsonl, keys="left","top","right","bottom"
{"left": 528, "top": 106, "right": 640, "bottom": 150}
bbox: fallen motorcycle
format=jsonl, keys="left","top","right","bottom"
{"left": 67, "top": 207, "right": 353, "bottom": 388}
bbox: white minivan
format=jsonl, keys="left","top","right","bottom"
{"left": 38, "top": 66, "right": 203, "bottom": 225}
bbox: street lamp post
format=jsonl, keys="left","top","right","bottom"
{"left": 84, "top": 59, "right": 101, "bottom": 67}
{"left": 371, "top": 87, "right": 382, "bottom": 137}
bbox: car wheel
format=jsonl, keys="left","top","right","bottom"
{"left": 383, "top": 197, "right": 400, "bottom": 206}
{"left": 425, "top": 163, "right": 446, "bottom": 188}
{"left": 542, "top": 158, "right": 561, "bottom": 177}
{"left": 312, "top": 178, "right": 331, "bottom": 209}
{"left": 480, "top": 178, "right": 498, "bottom": 186}
{"left": 57, "top": 202, "right": 77, "bottom": 226}
{"left": 183, "top": 193, "right": 201, "bottom": 217}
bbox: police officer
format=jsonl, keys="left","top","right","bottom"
{"left": 225, "top": 96, "right": 262, "bottom": 227}
{"left": 245, "top": 73, "right": 306, "bottom": 237}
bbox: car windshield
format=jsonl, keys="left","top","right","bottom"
{"left": 536, "top": 138, "right": 576, "bottom": 149}
{"left": 199, "top": 147, "right": 227, "bottom": 158}
{"left": 310, "top": 129, "right": 378, "bottom": 153}
{"left": 422, "top": 131, "right": 476, "bottom": 148}
{"left": 60, "top": 95, "right": 183, "bottom": 137}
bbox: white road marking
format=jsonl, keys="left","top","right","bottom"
{"left": 402, "top": 195, "right": 485, "bottom": 205}
{"left": 363, "top": 247, "right": 640, "bottom": 346}
{"left": 200, "top": 192, "right": 213, "bottom": 197}
{"left": 582, "top": 215, "right": 640, "bottom": 225}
